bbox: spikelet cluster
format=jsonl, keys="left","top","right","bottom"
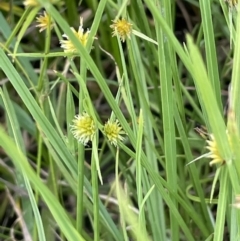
{"left": 110, "top": 18, "right": 132, "bottom": 42}
{"left": 71, "top": 114, "right": 125, "bottom": 146}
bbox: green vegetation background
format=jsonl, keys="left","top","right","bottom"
{"left": 0, "top": 0, "right": 240, "bottom": 241}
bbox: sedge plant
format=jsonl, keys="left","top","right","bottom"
{"left": 0, "top": 0, "right": 240, "bottom": 241}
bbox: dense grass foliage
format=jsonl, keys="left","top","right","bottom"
{"left": 0, "top": 0, "right": 240, "bottom": 241}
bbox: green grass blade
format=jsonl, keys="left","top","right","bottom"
{"left": 174, "top": 104, "right": 213, "bottom": 235}
{"left": 213, "top": 168, "right": 229, "bottom": 241}
{"left": 0, "top": 87, "right": 35, "bottom": 236}
{"left": 135, "top": 109, "right": 146, "bottom": 230}
{"left": 0, "top": 47, "right": 123, "bottom": 241}
{"left": 230, "top": 3, "right": 240, "bottom": 129}
{"left": 155, "top": 1, "right": 177, "bottom": 239}
{"left": 0, "top": 11, "right": 38, "bottom": 85}
{"left": 0, "top": 128, "right": 85, "bottom": 241}
{"left": 199, "top": 0, "right": 222, "bottom": 109}
{"left": 186, "top": 35, "right": 231, "bottom": 162}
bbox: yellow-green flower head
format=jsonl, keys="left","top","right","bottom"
{"left": 206, "top": 134, "right": 225, "bottom": 166}
{"left": 36, "top": 11, "right": 54, "bottom": 32}
{"left": 103, "top": 120, "right": 125, "bottom": 146}
{"left": 226, "top": 0, "right": 238, "bottom": 7}
{"left": 71, "top": 113, "right": 96, "bottom": 145}
{"left": 23, "top": 0, "right": 59, "bottom": 7}
{"left": 60, "top": 17, "right": 90, "bottom": 53}
{"left": 232, "top": 195, "right": 240, "bottom": 209}
{"left": 110, "top": 18, "right": 132, "bottom": 42}
{"left": 23, "top": 0, "right": 39, "bottom": 7}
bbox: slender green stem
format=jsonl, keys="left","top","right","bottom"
{"left": 213, "top": 168, "right": 229, "bottom": 241}
{"left": 92, "top": 140, "right": 100, "bottom": 241}
{"left": 76, "top": 59, "right": 86, "bottom": 233}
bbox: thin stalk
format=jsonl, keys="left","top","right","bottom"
{"left": 37, "top": 15, "right": 52, "bottom": 92}
{"left": 76, "top": 58, "right": 86, "bottom": 233}
{"left": 213, "top": 168, "right": 229, "bottom": 241}
{"left": 92, "top": 140, "right": 100, "bottom": 241}
{"left": 156, "top": 0, "right": 178, "bottom": 239}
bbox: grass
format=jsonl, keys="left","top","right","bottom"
{"left": 0, "top": 0, "right": 240, "bottom": 240}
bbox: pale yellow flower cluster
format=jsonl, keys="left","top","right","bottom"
{"left": 60, "top": 18, "right": 90, "bottom": 53}
{"left": 25, "top": 8, "right": 133, "bottom": 146}
{"left": 206, "top": 134, "right": 224, "bottom": 166}
{"left": 71, "top": 113, "right": 96, "bottom": 146}
{"left": 71, "top": 113, "right": 125, "bottom": 146}
{"left": 103, "top": 120, "right": 125, "bottom": 146}
{"left": 225, "top": 0, "right": 238, "bottom": 8}
{"left": 36, "top": 11, "right": 54, "bottom": 32}
{"left": 189, "top": 131, "right": 233, "bottom": 166}
{"left": 23, "top": 0, "right": 39, "bottom": 7}
{"left": 110, "top": 19, "right": 132, "bottom": 42}
{"left": 59, "top": 18, "right": 133, "bottom": 53}
{"left": 23, "top": 0, "right": 59, "bottom": 7}
{"left": 25, "top": 0, "right": 133, "bottom": 44}
{"left": 31, "top": 4, "right": 133, "bottom": 48}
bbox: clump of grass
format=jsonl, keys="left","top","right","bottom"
{"left": 0, "top": 0, "right": 240, "bottom": 241}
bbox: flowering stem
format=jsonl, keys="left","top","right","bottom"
{"left": 213, "top": 168, "right": 229, "bottom": 241}
{"left": 76, "top": 145, "right": 84, "bottom": 233}
{"left": 115, "top": 147, "right": 128, "bottom": 241}
{"left": 116, "top": 35, "right": 137, "bottom": 133}
{"left": 136, "top": 110, "right": 146, "bottom": 230}
{"left": 33, "top": 132, "right": 43, "bottom": 241}
{"left": 76, "top": 58, "right": 87, "bottom": 233}
{"left": 37, "top": 17, "right": 51, "bottom": 92}
{"left": 92, "top": 141, "right": 100, "bottom": 241}
{"left": 76, "top": 129, "right": 84, "bottom": 231}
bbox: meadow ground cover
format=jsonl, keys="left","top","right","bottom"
{"left": 0, "top": 0, "right": 240, "bottom": 240}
